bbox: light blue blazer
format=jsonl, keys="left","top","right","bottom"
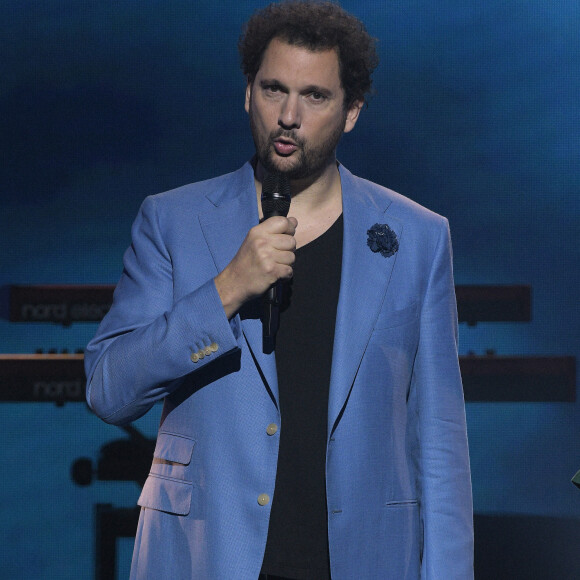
{"left": 85, "top": 162, "right": 473, "bottom": 579}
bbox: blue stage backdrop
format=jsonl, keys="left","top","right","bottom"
{"left": 1, "top": 1, "right": 579, "bottom": 578}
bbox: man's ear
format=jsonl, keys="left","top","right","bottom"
{"left": 344, "top": 100, "right": 363, "bottom": 133}
{"left": 245, "top": 81, "right": 252, "bottom": 114}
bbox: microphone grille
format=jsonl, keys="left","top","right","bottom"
{"left": 261, "top": 172, "right": 291, "bottom": 218}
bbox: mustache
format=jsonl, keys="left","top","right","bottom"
{"left": 271, "top": 129, "right": 304, "bottom": 146}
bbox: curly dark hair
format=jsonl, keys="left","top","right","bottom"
{"left": 239, "top": 1, "right": 379, "bottom": 108}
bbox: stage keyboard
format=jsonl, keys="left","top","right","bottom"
{"left": 0, "top": 354, "right": 85, "bottom": 403}
{"left": 2, "top": 284, "right": 531, "bottom": 325}
{"left": 0, "top": 353, "right": 574, "bottom": 403}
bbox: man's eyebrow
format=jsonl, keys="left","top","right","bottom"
{"left": 259, "top": 79, "right": 333, "bottom": 96}
{"left": 259, "top": 78, "right": 287, "bottom": 89}
{"left": 302, "top": 84, "right": 333, "bottom": 96}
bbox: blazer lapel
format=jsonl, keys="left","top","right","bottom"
{"left": 328, "top": 166, "right": 403, "bottom": 434}
{"left": 197, "top": 162, "right": 402, "bottom": 418}
{"left": 198, "top": 163, "right": 279, "bottom": 404}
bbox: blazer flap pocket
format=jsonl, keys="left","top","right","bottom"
{"left": 374, "top": 301, "right": 419, "bottom": 330}
{"left": 154, "top": 431, "right": 196, "bottom": 465}
{"left": 138, "top": 473, "right": 192, "bottom": 516}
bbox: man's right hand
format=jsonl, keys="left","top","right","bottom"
{"left": 214, "top": 216, "right": 298, "bottom": 319}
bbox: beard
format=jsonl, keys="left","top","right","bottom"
{"left": 249, "top": 102, "right": 347, "bottom": 180}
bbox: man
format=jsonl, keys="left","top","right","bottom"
{"left": 85, "top": 2, "right": 473, "bottom": 578}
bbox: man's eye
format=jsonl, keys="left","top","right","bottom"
{"left": 309, "top": 92, "right": 326, "bottom": 102}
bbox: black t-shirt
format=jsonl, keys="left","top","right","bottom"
{"left": 261, "top": 214, "right": 343, "bottom": 580}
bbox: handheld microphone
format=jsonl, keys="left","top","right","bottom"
{"left": 261, "top": 172, "right": 291, "bottom": 219}
{"left": 261, "top": 172, "right": 291, "bottom": 340}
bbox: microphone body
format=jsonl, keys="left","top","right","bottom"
{"left": 261, "top": 172, "right": 291, "bottom": 219}
{"left": 261, "top": 173, "right": 291, "bottom": 340}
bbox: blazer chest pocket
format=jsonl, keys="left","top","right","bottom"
{"left": 137, "top": 431, "right": 196, "bottom": 516}
{"left": 374, "top": 301, "right": 419, "bottom": 331}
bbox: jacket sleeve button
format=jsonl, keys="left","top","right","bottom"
{"left": 257, "top": 493, "right": 270, "bottom": 506}
{"left": 209, "top": 342, "right": 219, "bottom": 352}
{"left": 190, "top": 352, "right": 200, "bottom": 363}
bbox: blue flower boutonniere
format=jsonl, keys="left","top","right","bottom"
{"left": 367, "top": 223, "right": 399, "bottom": 258}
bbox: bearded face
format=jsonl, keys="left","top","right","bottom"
{"left": 245, "top": 38, "right": 360, "bottom": 181}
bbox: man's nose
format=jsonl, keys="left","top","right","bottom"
{"left": 278, "top": 94, "right": 301, "bottom": 129}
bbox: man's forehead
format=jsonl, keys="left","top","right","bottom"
{"left": 255, "top": 37, "right": 341, "bottom": 83}
{"left": 261, "top": 36, "right": 339, "bottom": 61}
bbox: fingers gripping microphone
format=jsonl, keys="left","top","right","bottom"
{"left": 261, "top": 172, "right": 291, "bottom": 341}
